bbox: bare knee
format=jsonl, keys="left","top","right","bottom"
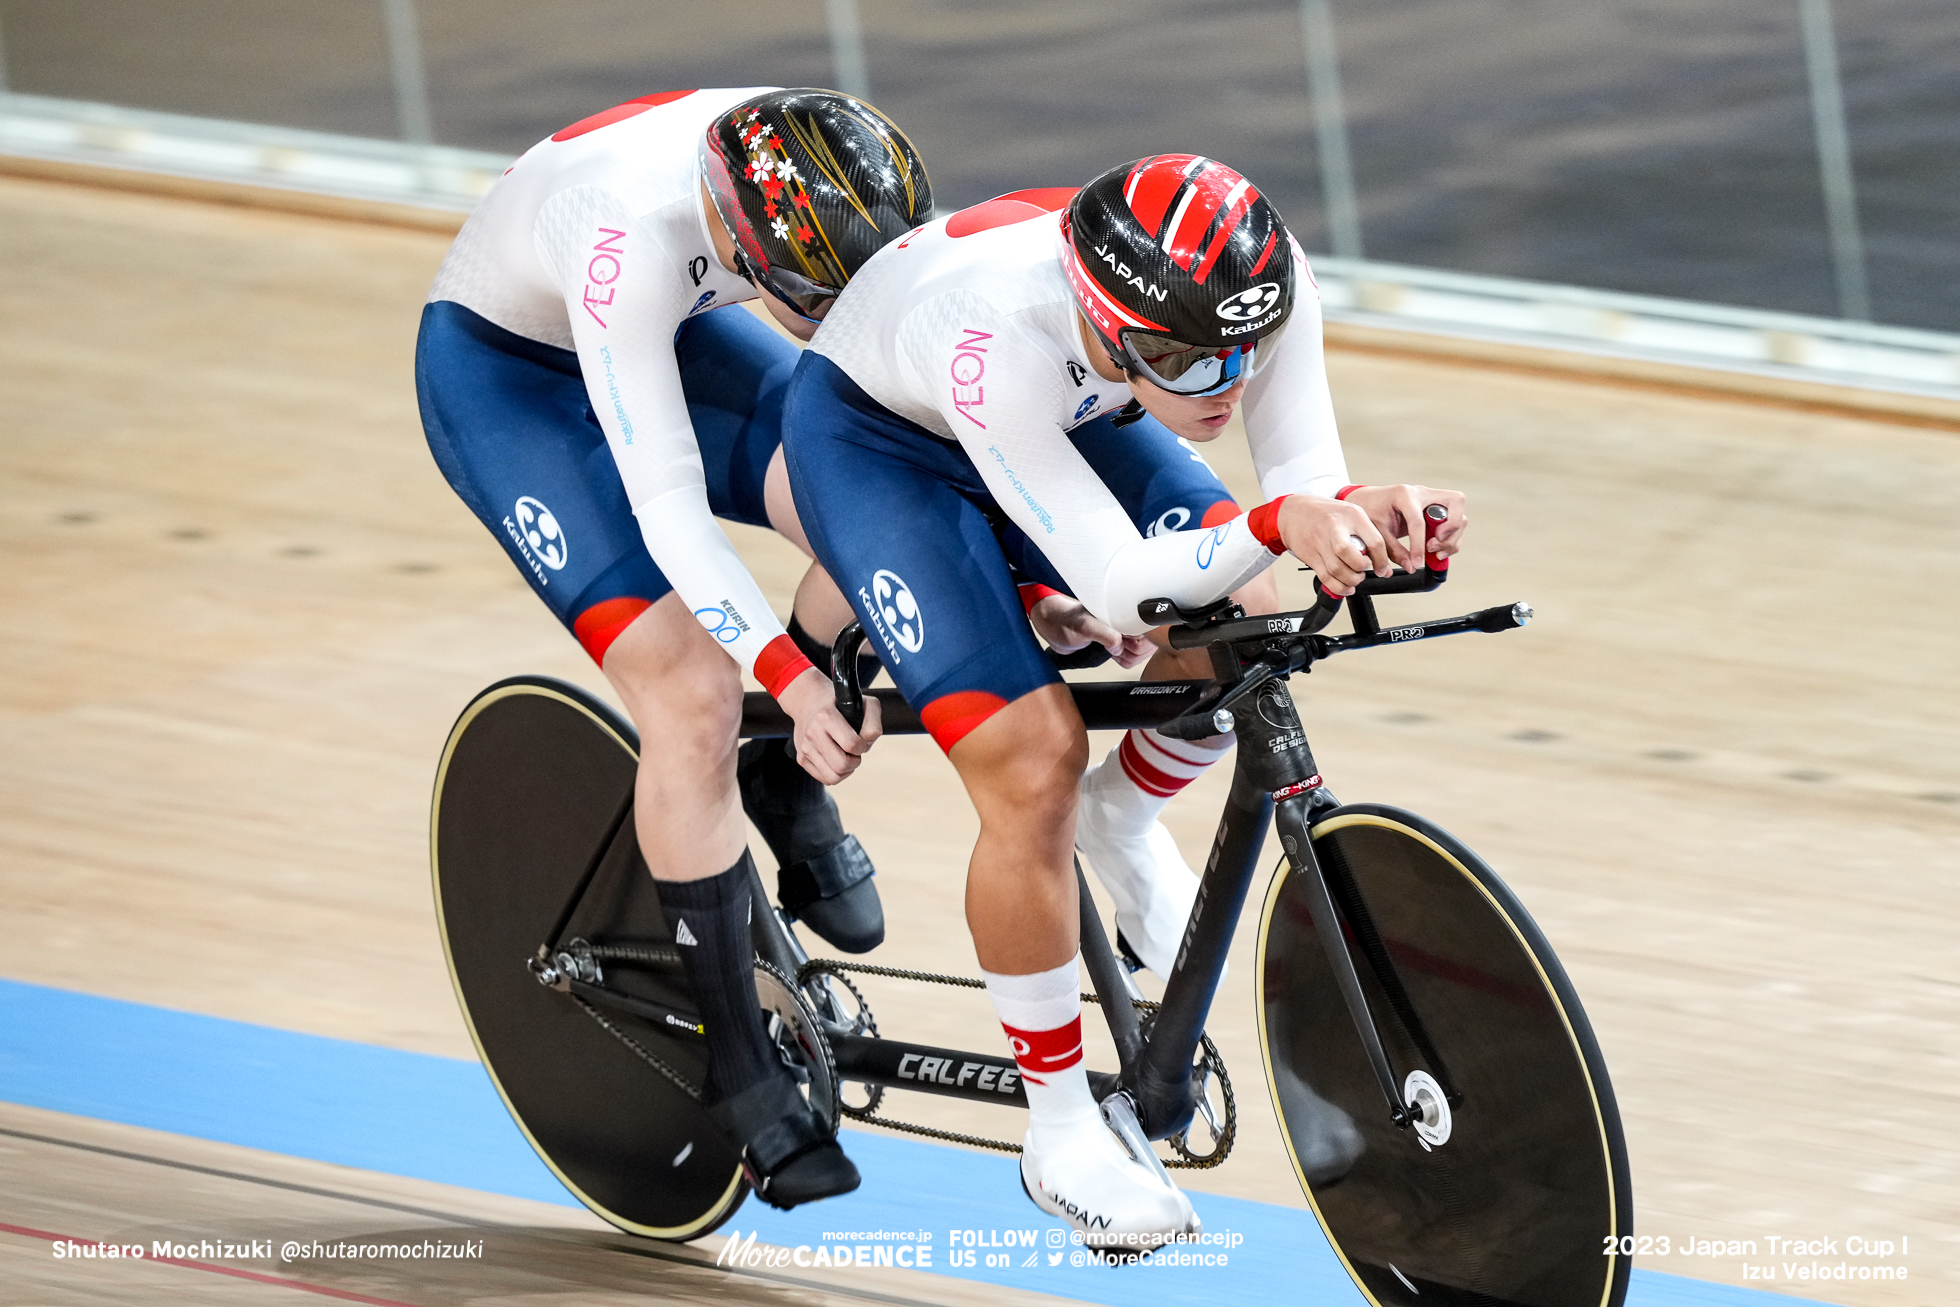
{"left": 602, "top": 599, "right": 745, "bottom": 769}
{"left": 953, "top": 687, "right": 1087, "bottom": 837}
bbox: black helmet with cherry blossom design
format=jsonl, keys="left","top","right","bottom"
{"left": 700, "top": 89, "right": 932, "bottom": 324}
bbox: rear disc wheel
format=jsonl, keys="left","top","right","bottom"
{"left": 432, "top": 676, "right": 746, "bottom": 1239}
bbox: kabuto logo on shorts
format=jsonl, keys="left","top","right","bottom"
{"left": 871, "top": 569, "right": 925, "bottom": 653}
{"left": 513, "top": 496, "right": 568, "bottom": 570}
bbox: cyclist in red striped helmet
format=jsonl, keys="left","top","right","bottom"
{"left": 780, "top": 155, "right": 1466, "bottom": 1244}
{"left": 1065, "top": 153, "right": 1296, "bottom": 403}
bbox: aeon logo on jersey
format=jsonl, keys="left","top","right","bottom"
{"left": 871, "top": 570, "right": 925, "bottom": 654}
{"left": 950, "top": 329, "right": 990, "bottom": 429}
{"left": 583, "top": 229, "right": 626, "bottom": 327}
{"left": 1216, "top": 282, "right": 1281, "bottom": 322}
{"left": 1147, "top": 506, "right": 1191, "bottom": 538}
{"left": 506, "top": 496, "right": 568, "bottom": 585}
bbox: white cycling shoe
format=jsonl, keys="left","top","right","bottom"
{"left": 1020, "top": 1119, "right": 1199, "bottom": 1251}
{"left": 1075, "top": 762, "right": 1212, "bottom": 982}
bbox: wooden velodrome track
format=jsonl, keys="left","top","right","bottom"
{"left": 2, "top": 171, "right": 1955, "bottom": 1305}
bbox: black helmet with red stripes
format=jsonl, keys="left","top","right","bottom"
{"left": 700, "top": 89, "right": 932, "bottom": 325}
{"left": 1063, "top": 155, "right": 1295, "bottom": 395}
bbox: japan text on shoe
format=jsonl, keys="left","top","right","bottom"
{"left": 1019, "top": 1118, "right": 1199, "bottom": 1250}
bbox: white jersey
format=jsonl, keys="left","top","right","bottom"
{"left": 808, "top": 205, "right": 1349, "bottom": 636}
{"left": 428, "top": 87, "right": 796, "bottom": 684}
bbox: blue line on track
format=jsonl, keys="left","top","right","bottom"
{"left": 0, "top": 978, "right": 1839, "bottom": 1307}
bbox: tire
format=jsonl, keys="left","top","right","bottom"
{"left": 1255, "top": 804, "right": 1631, "bottom": 1307}
{"left": 431, "top": 676, "right": 746, "bottom": 1239}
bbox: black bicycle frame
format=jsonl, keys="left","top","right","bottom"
{"left": 539, "top": 564, "right": 1528, "bottom": 1139}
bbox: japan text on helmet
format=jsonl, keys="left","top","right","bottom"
{"left": 1063, "top": 155, "right": 1295, "bottom": 395}
{"left": 700, "top": 89, "right": 932, "bottom": 323}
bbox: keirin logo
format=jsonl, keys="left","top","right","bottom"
{"left": 513, "top": 496, "right": 568, "bottom": 570}
{"left": 1215, "top": 282, "right": 1280, "bottom": 322}
{"left": 1194, "top": 524, "right": 1231, "bottom": 569}
{"left": 872, "top": 570, "right": 925, "bottom": 653}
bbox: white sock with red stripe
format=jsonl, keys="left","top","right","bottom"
{"left": 1077, "top": 728, "right": 1232, "bottom": 978}
{"left": 982, "top": 959, "right": 1101, "bottom": 1137}
{"left": 989, "top": 956, "right": 1199, "bottom": 1243}
{"left": 1091, "top": 728, "right": 1230, "bottom": 832}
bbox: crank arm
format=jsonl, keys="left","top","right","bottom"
{"left": 560, "top": 976, "right": 705, "bottom": 1040}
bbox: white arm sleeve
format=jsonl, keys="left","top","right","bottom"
{"left": 1239, "top": 240, "right": 1351, "bottom": 500}
{"left": 899, "top": 293, "right": 1276, "bottom": 637}
{"left": 538, "top": 186, "right": 794, "bottom": 681}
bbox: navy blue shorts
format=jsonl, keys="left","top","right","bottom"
{"left": 782, "top": 353, "right": 1239, "bottom": 752}
{"left": 414, "top": 300, "right": 794, "bottom": 662}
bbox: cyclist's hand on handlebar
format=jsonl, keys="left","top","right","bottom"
{"left": 1340, "top": 484, "right": 1468, "bottom": 570}
{"left": 1027, "top": 594, "right": 1153, "bottom": 670}
{"left": 778, "top": 666, "right": 882, "bottom": 785}
{"left": 1276, "top": 495, "right": 1390, "bottom": 595}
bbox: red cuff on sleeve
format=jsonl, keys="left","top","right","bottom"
{"left": 1335, "top": 484, "right": 1364, "bottom": 501}
{"left": 754, "top": 633, "right": 815, "bottom": 701}
{"left": 1018, "top": 582, "right": 1065, "bottom": 614}
{"left": 1244, "top": 495, "right": 1292, "bottom": 555}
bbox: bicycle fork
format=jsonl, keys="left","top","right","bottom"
{"left": 1123, "top": 668, "right": 1439, "bottom": 1138}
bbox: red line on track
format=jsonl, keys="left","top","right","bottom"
{"left": 0, "top": 1220, "right": 424, "bottom": 1307}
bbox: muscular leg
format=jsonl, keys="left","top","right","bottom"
{"left": 598, "top": 590, "right": 859, "bottom": 1203}
{"left": 598, "top": 592, "right": 748, "bottom": 881}
{"left": 947, "top": 683, "right": 1196, "bottom": 1244}
{"left": 946, "top": 684, "right": 1089, "bottom": 972}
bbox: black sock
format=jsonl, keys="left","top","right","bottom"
{"left": 655, "top": 851, "right": 778, "bottom": 1105}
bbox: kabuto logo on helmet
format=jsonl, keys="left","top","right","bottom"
{"left": 1216, "top": 282, "right": 1281, "bottom": 322}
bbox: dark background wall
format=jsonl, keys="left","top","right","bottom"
{"left": 4, "top": 0, "right": 1955, "bottom": 330}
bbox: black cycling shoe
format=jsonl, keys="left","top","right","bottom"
{"left": 707, "top": 1074, "right": 860, "bottom": 1210}
{"left": 736, "top": 737, "right": 885, "bottom": 953}
{"left": 776, "top": 837, "right": 882, "bottom": 953}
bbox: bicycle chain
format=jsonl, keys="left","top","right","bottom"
{"left": 572, "top": 940, "right": 681, "bottom": 968}
{"left": 561, "top": 951, "right": 1234, "bottom": 1167}
{"left": 797, "top": 958, "right": 1235, "bottom": 1168}
{"left": 797, "top": 965, "right": 886, "bottom": 1119}
{"left": 570, "top": 994, "right": 701, "bottom": 1102}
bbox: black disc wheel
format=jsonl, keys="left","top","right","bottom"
{"left": 432, "top": 676, "right": 746, "bottom": 1239}
{"left": 1256, "top": 804, "right": 1631, "bottom": 1307}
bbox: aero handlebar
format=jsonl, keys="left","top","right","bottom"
{"left": 817, "top": 503, "right": 1528, "bottom": 742}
